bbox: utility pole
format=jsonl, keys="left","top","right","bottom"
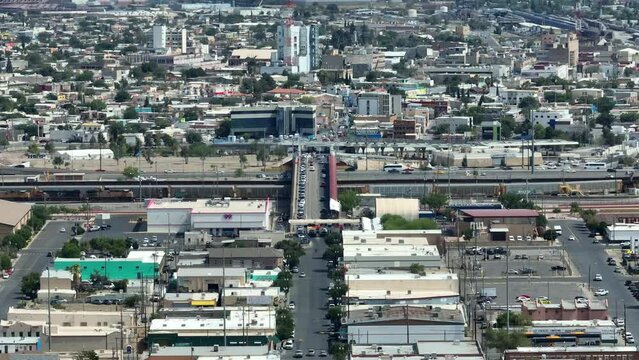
{"left": 47, "top": 267, "right": 51, "bottom": 351}
{"left": 530, "top": 109, "right": 535, "bottom": 174}
{"left": 506, "top": 244, "right": 510, "bottom": 333}
{"left": 223, "top": 245, "right": 227, "bottom": 347}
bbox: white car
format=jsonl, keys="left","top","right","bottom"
{"left": 508, "top": 236, "right": 515, "bottom": 241}
{"left": 88, "top": 225, "right": 101, "bottom": 232}
{"left": 569, "top": 235, "right": 575, "bottom": 241}
{"left": 164, "top": 169, "right": 175, "bottom": 173}
{"left": 516, "top": 236, "right": 523, "bottom": 241}
{"left": 594, "top": 289, "right": 609, "bottom": 296}
{"left": 615, "top": 318, "right": 625, "bottom": 327}
{"left": 60, "top": 227, "right": 66, "bottom": 233}
{"left": 516, "top": 295, "right": 531, "bottom": 302}
{"left": 283, "top": 340, "right": 294, "bottom": 350}
{"left": 594, "top": 274, "right": 603, "bottom": 281}
{"left": 288, "top": 302, "right": 296, "bottom": 310}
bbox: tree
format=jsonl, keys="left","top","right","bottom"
{"left": 74, "top": 350, "right": 99, "bottom": 360}
{"left": 620, "top": 113, "right": 639, "bottom": 123}
{"left": 409, "top": 263, "right": 425, "bottom": 275}
{"left": 123, "top": 295, "right": 142, "bottom": 308}
{"left": 239, "top": 154, "right": 248, "bottom": 168}
{"left": 326, "top": 306, "right": 344, "bottom": 323}
{"left": 52, "top": 156, "right": 64, "bottom": 167}
{"left": 114, "top": 89, "right": 131, "bottom": 103}
{"left": 322, "top": 244, "right": 343, "bottom": 263}
{"left": 0, "top": 253, "right": 11, "bottom": 270}
{"left": 274, "top": 239, "right": 306, "bottom": 268}
{"left": 88, "top": 100, "right": 106, "bottom": 111}
{"left": 20, "top": 272, "right": 40, "bottom": 298}
{"left": 234, "top": 168, "right": 245, "bottom": 177}
{"left": 122, "top": 107, "right": 139, "bottom": 119}
{"left": 422, "top": 192, "right": 448, "bottom": 213}
{"left": 498, "top": 192, "right": 536, "bottom": 209}
{"left": 484, "top": 329, "right": 531, "bottom": 352}
{"left": 27, "top": 142, "right": 39, "bottom": 155}
{"left": 570, "top": 202, "right": 582, "bottom": 214}
{"left": 328, "top": 282, "right": 348, "bottom": 301}
{"left": 5, "top": 57, "right": 12, "bottom": 73}
{"left": 338, "top": 190, "right": 360, "bottom": 213}
{"left": 44, "top": 141, "right": 55, "bottom": 154}
{"left": 276, "top": 308, "right": 295, "bottom": 339}
{"left": 59, "top": 238, "right": 84, "bottom": 258}
{"left": 543, "top": 229, "right": 559, "bottom": 241}
{"left": 185, "top": 131, "right": 203, "bottom": 144}
{"left": 518, "top": 96, "right": 540, "bottom": 111}
{"left": 273, "top": 270, "right": 293, "bottom": 293}
{"left": 495, "top": 311, "right": 532, "bottom": 328}
{"left": 122, "top": 166, "right": 140, "bottom": 179}
{"left": 329, "top": 342, "right": 349, "bottom": 360}
{"left": 216, "top": 119, "right": 231, "bottom": 138}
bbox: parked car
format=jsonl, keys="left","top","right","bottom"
{"left": 594, "top": 289, "right": 609, "bottom": 296}
{"left": 594, "top": 274, "right": 603, "bottom": 281}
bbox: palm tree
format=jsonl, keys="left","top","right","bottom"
{"left": 67, "top": 264, "right": 81, "bottom": 291}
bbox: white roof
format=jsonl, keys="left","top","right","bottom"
{"left": 177, "top": 267, "right": 247, "bottom": 278}
{"left": 150, "top": 309, "right": 275, "bottom": 331}
{"left": 343, "top": 244, "right": 439, "bottom": 258}
{"left": 147, "top": 199, "right": 269, "bottom": 213}
{"left": 41, "top": 269, "right": 73, "bottom": 280}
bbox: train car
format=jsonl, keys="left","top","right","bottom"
{"left": 87, "top": 188, "right": 134, "bottom": 201}
{"left": 0, "top": 190, "right": 33, "bottom": 200}
{"left": 53, "top": 173, "right": 85, "bottom": 181}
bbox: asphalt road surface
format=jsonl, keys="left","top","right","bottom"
{"left": 552, "top": 219, "right": 639, "bottom": 338}
{"left": 0, "top": 220, "right": 76, "bottom": 317}
{"left": 338, "top": 169, "right": 626, "bottom": 182}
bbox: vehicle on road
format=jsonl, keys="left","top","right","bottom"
{"left": 2, "top": 273, "right": 8, "bottom": 279}
{"left": 551, "top": 265, "right": 567, "bottom": 271}
{"left": 584, "top": 162, "right": 608, "bottom": 171}
{"left": 319, "top": 350, "right": 327, "bottom": 357}
{"left": 291, "top": 267, "right": 299, "bottom": 273}
{"left": 283, "top": 340, "right": 294, "bottom": 350}
{"left": 60, "top": 227, "right": 66, "bottom": 233}
{"left": 569, "top": 235, "right": 575, "bottom": 241}
{"left": 553, "top": 225, "right": 563, "bottom": 235}
{"left": 507, "top": 269, "right": 519, "bottom": 275}
{"left": 615, "top": 318, "right": 625, "bottom": 327}
{"left": 288, "top": 301, "right": 296, "bottom": 310}
{"left": 516, "top": 236, "right": 523, "bottom": 241}
{"left": 516, "top": 295, "right": 531, "bottom": 302}
{"left": 594, "top": 274, "right": 603, "bottom": 281}
{"left": 594, "top": 289, "right": 609, "bottom": 296}
{"left": 299, "top": 272, "right": 306, "bottom": 278}
{"left": 88, "top": 225, "right": 101, "bottom": 232}
{"left": 306, "top": 349, "right": 316, "bottom": 357}
{"left": 383, "top": 164, "right": 407, "bottom": 172}
{"left": 294, "top": 350, "right": 304, "bottom": 358}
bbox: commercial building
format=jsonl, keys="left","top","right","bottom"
{"left": 229, "top": 105, "right": 316, "bottom": 138}
{"left": 480, "top": 121, "right": 502, "bottom": 141}
{"left": 343, "top": 305, "right": 466, "bottom": 344}
{"left": 503, "top": 346, "right": 639, "bottom": 360}
{"left": 345, "top": 269, "right": 459, "bottom": 305}
{"left": 148, "top": 345, "right": 278, "bottom": 360}
{"left": 148, "top": 307, "right": 276, "bottom": 347}
{"left": 524, "top": 319, "right": 617, "bottom": 346}
{"left": 350, "top": 341, "right": 483, "bottom": 360}
{"left": 163, "top": 292, "right": 218, "bottom": 308}
{"left": 177, "top": 267, "right": 247, "bottom": 292}
{"left": 429, "top": 116, "right": 472, "bottom": 132}
{"left": 146, "top": 198, "right": 272, "bottom": 236}
{"left": 605, "top": 223, "right": 639, "bottom": 243}
{"left": 222, "top": 287, "right": 282, "bottom": 306}
{"left": 458, "top": 209, "right": 539, "bottom": 241}
{"left": 375, "top": 198, "right": 420, "bottom": 220}
{"left": 152, "top": 24, "right": 167, "bottom": 50}
{"left": 342, "top": 229, "right": 442, "bottom": 247}
{"left": 53, "top": 250, "right": 164, "bottom": 281}
{"left": 207, "top": 248, "right": 284, "bottom": 270}
{"left": 0, "top": 200, "right": 31, "bottom": 239}
{"left": 357, "top": 92, "right": 402, "bottom": 117}
{"left": 37, "top": 269, "right": 75, "bottom": 302}
{"left": 532, "top": 107, "right": 574, "bottom": 129}
{"left": 0, "top": 337, "right": 40, "bottom": 353}
{"left": 521, "top": 299, "right": 609, "bottom": 321}
{"left": 342, "top": 244, "right": 441, "bottom": 269}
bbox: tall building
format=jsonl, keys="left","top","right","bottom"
{"left": 229, "top": 105, "right": 316, "bottom": 137}
{"left": 268, "top": 21, "right": 319, "bottom": 74}
{"left": 567, "top": 32, "right": 579, "bottom": 67}
{"left": 152, "top": 25, "right": 167, "bottom": 50}
{"left": 357, "top": 92, "right": 402, "bottom": 117}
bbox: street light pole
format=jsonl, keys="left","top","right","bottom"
{"left": 47, "top": 267, "right": 51, "bottom": 351}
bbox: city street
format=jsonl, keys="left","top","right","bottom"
{"left": 0, "top": 220, "right": 76, "bottom": 316}
{"left": 552, "top": 219, "right": 639, "bottom": 337}
{"left": 284, "top": 155, "right": 330, "bottom": 358}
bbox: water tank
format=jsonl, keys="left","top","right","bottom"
{"left": 408, "top": 9, "right": 417, "bottom": 17}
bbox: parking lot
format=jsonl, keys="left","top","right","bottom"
{"left": 451, "top": 245, "right": 574, "bottom": 279}
{"left": 477, "top": 280, "right": 589, "bottom": 306}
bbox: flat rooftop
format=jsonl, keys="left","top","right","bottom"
{"left": 147, "top": 198, "right": 269, "bottom": 213}
{"left": 177, "top": 267, "right": 247, "bottom": 278}
{"left": 343, "top": 244, "right": 440, "bottom": 258}
{"left": 345, "top": 305, "right": 464, "bottom": 325}
{"left": 149, "top": 309, "right": 275, "bottom": 331}
{"left": 346, "top": 271, "right": 457, "bottom": 281}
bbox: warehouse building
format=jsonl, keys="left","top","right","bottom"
{"left": 146, "top": 198, "right": 272, "bottom": 235}
{"left": 0, "top": 200, "right": 32, "bottom": 239}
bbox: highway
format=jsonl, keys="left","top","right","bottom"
{"left": 0, "top": 220, "right": 76, "bottom": 316}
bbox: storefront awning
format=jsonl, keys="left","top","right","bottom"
{"left": 489, "top": 227, "right": 509, "bottom": 233}
{"left": 191, "top": 300, "right": 216, "bottom": 306}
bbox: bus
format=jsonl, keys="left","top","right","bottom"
{"left": 382, "top": 163, "right": 407, "bottom": 172}
{"left": 584, "top": 162, "right": 608, "bottom": 171}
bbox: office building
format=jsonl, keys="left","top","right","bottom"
{"left": 230, "top": 105, "right": 316, "bottom": 138}
{"left": 263, "top": 21, "right": 319, "bottom": 74}
{"left": 152, "top": 25, "right": 167, "bottom": 50}
{"left": 357, "top": 92, "right": 402, "bottom": 117}
{"left": 53, "top": 251, "right": 164, "bottom": 281}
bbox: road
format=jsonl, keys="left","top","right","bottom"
{"left": 552, "top": 219, "right": 639, "bottom": 338}
{"left": 285, "top": 156, "right": 330, "bottom": 358}
{"left": 338, "top": 169, "right": 627, "bottom": 182}
{"left": 0, "top": 220, "right": 76, "bottom": 317}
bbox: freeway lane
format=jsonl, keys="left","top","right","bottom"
{"left": 0, "top": 220, "right": 76, "bottom": 317}
{"left": 552, "top": 219, "right": 639, "bottom": 339}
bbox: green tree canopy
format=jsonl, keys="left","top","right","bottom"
{"left": 20, "top": 272, "right": 40, "bottom": 297}
{"left": 122, "top": 166, "right": 140, "bottom": 179}
{"left": 338, "top": 190, "right": 360, "bottom": 213}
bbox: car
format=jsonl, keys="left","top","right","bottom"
{"left": 551, "top": 265, "right": 567, "bottom": 271}
{"left": 299, "top": 272, "right": 306, "bottom": 278}
{"left": 508, "top": 235, "right": 515, "bottom": 241}
{"left": 569, "top": 235, "right": 575, "bottom": 241}
{"left": 493, "top": 254, "right": 502, "bottom": 260}
{"left": 594, "top": 274, "right": 603, "bottom": 281}
{"left": 516, "top": 236, "right": 523, "bottom": 241}
{"left": 164, "top": 169, "right": 175, "bottom": 173}
{"left": 615, "top": 267, "right": 622, "bottom": 273}
{"left": 283, "top": 340, "right": 294, "bottom": 350}
{"left": 88, "top": 225, "right": 101, "bottom": 232}
{"left": 47, "top": 251, "right": 53, "bottom": 257}
{"left": 319, "top": 350, "right": 327, "bottom": 357}
{"left": 615, "top": 318, "right": 625, "bottom": 327}
{"left": 60, "top": 227, "right": 66, "bottom": 233}
{"left": 609, "top": 260, "right": 617, "bottom": 266}
{"left": 514, "top": 255, "right": 521, "bottom": 260}
{"left": 306, "top": 349, "right": 316, "bottom": 357}
{"left": 516, "top": 295, "right": 531, "bottom": 302}
{"left": 537, "top": 254, "right": 544, "bottom": 260}
{"left": 291, "top": 267, "right": 299, "bottom": 273}
{"left": 2, "top": 273, "right": 8, "bottom": 279}
{"left": 575, "top": 296, "right": 588, "bottom": 304}
{"left": 507, "top": 269, "right": 519, "bottom": 275}
{"left": 627, "top": 336, "right": 635, "bottom": 344}
{"left": 521, "top": 254, "right": 529, "bottom": 260}
{"left": 294, "top": 351, "right": 304, "bottom": 358}
{"left": 593, "top": 239, "right": 600, "bottom": 244}
{"left": 594, "top": 289, "right": 609, "bottom": 296}
{"left": 525, "top": 235, "right": 532, "bottom": 241}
